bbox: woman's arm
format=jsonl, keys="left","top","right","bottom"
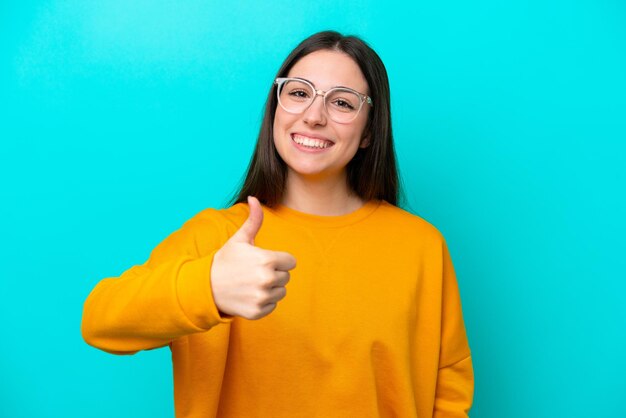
{"left": 81, "top": 213, "right": 232, "bottom": 354}
{"left": 433, "top": 241, "right": 474, "bottom": 417}
{"left": 81, "top": 198, "right": 296, "bottom": 354}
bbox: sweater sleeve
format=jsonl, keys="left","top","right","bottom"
{"left": 81, "top": 212, "right": 233, "bottom": 355}
{"left": 433, "top": 240, "right": 474, "bottom": 417}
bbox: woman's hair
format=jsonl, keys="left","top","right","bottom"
{"left": 230, "top": 30, "right": 400, "bottom": 207}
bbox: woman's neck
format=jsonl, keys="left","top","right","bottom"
{"left": 281, "top": 171, "right": 365, "bottom": 216}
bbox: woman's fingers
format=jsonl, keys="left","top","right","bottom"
{"left": 272, "top": 270, "right": 290, "bottom": 287}
{"left": 266, "top": 284, "right": 287, "bottom": 304}
{"left": 274, "top": 251, "right": 297, "bottom": 271}
{"left": 211, "top": 247, "right": 296, "bottom": 320}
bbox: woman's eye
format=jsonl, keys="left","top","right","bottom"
{"left": 332, "top": 99, "right": 355, "bottom": 110}
{"left": 288, "top": 89, "right": 310, "bottom": 99}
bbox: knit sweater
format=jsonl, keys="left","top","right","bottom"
{"left": 82, "top": 200, "right": 473, "bottom": 417}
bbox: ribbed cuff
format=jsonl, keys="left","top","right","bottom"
{"left": 176, "top": 251, "right": 233, "bottom": 330}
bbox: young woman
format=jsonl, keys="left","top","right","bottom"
{"left": 82, "top": 31, "right": 474, "bottom": 417}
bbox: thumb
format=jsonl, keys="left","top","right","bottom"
{"left": 231, "top": 196, "right": 264, "bottom": 245}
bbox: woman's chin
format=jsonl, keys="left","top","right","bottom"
{"left": 286, "top": 166, "right": 346, "bottom": 183}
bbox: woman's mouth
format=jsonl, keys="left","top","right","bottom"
{"left": 291, "top": 134, "right": 334, "bottom": 149}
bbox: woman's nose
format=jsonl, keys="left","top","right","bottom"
{"left": 302, "top": 94, "right": 327, "bottom": 126}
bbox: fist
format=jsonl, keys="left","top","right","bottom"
{"left": 210, "top": 196, "right": 297, "bottom": 320}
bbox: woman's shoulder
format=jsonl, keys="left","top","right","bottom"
{"left": 184, "top": 203, "right": 250, "bottom": 233}
{"left": 152, "top": 203, "right": 250, "bottom": 257}
{"left": 375, "top": 200, "right": 445, "bottom": 243}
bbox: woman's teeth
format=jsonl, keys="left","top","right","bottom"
{"left": 292, "top": 134, "right": 333, "bottom": 149}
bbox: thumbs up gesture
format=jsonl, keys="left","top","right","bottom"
{"left": 210, "top": 196, "right": 297, "bottom": 320}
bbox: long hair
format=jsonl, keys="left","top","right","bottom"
{"left": 230, "top": 31, "right": 400, "bottom": 207}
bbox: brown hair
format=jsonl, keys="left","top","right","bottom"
{"left": 230, "top": 30, "right": 401, "bottom": 207}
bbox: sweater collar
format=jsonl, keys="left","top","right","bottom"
{"left": 266, "top": 200, "right": 382, "bottom": 228}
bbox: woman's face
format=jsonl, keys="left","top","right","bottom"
{"left": 273, "top": 49, "right": 371, "bottom": 183}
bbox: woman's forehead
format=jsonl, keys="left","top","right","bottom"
{"left": 286, "top": 50, "right": 369, "bottom": 93}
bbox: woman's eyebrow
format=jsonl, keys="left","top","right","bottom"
{"left": 332, "top": 84, "right": 359, "bottom": 91}
{"left": 290, "top": 76, "right": 359, "bottom": 91}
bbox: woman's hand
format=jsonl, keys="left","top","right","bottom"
{"left": 210, "top": 196, "right": 297, "bottom": 320}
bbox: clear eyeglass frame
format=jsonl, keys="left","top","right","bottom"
{"left": 274, "top": 77, "right": 373, "bottom": 124}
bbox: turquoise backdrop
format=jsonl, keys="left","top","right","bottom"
{"left": 1, "top": 1, "right": 624, "bottom": 417}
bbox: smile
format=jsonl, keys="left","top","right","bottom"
{"left": 291, "top": 134, "right": 334, "bottom": 149}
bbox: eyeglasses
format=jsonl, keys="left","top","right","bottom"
{"left": 275, "top": 77, "right": 373, "bottom": 124}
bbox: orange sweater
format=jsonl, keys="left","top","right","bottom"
{"left": 82, "top": 200, "right": 473, "bottom": 417}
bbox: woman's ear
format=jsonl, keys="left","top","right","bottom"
{"left": 360, "top": 117, "right": 373, "bottom": 148}
{"left": 359, "top": 132, "right": 371, "bottom": 148}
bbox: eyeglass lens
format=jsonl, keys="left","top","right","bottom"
{"left": 277, "top": 79, "right": 362, "bottom": 123}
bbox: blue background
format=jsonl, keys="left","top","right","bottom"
{"left": 1, "top": 1, "right": 625, "bottom": 417}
